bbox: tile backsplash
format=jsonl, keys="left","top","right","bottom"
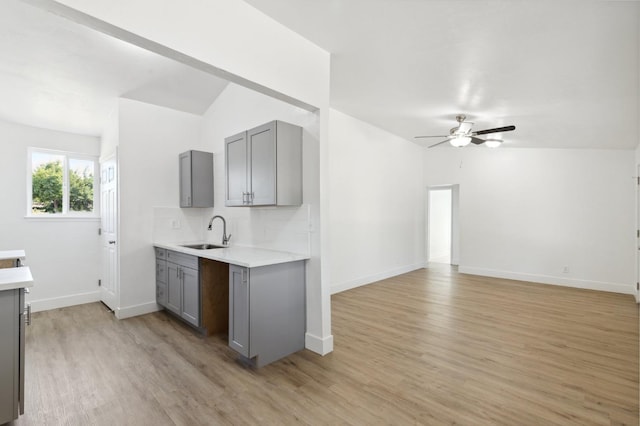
{"left": 153, "top": 205, "right": 311, "bottom": 255}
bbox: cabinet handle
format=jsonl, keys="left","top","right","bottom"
{"left": 25, "top": 304, "right": 31, "bottom": 326}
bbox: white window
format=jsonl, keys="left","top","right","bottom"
{"left": 27, "top": 148, "right": 98, "bottom": 217}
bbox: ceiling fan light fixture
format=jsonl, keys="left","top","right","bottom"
{"left": 450, "top": 136, "right": 471, "bottom": 148}
{"left": 484, "top": 138, "right": 503, "bottom": 148}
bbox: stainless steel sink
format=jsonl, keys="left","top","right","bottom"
{"left": 180, "top": 243, "right": 226, "bottom": 250}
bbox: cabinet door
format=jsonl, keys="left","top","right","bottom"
{"left": 225, "top": 132, "right": 248, "bottom": 206}
{"left": 229, "top": 265, "right": 249, "bottom": 357}
{"left": 181, "top": 266, "right": 199, "bottom": 327}
{"left": 179, "top": 151, "right": 192, "bottom": 207}
{"left": 248, "top": 122, "right": 277, "bottom": 206}
{"left": 166, "top": 262, "right": 181, "bottom": 315}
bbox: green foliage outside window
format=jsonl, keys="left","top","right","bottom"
{"left": 32, "top": 160, "right": 63, "bottom": 213}
{"left": 31, "top": 160, "right": 94, "bottom": 214}
{"left": 69, "top": 166, "right": 94, "bottom": 212}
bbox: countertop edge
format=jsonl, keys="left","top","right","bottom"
{"left": 0, "top": 266, "right": 34, "bottom": 291}
{"left": 153, "top": 242, "right": 310, "bottom": 268}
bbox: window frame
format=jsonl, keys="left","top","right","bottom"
{"left": 26, "top": 147, "right": 99, "bottom": 218}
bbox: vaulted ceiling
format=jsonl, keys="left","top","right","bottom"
{"left": 245, "top": 0, "right": 639, "bottom": 149}
{"left": 2, "top": 0, "right": 638, "bottom": 150}
{"left": 0, "top": 0, "right": 228, "bottom": 136}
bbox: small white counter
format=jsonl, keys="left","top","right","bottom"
{"left": 0, "top": 250, "right": 26, "bottom": 262}
{"left": 153, "top": 242, "right": 309, "bottom": 268}
{"left": 0, "top": 267, "right": 34, "bottom": 291}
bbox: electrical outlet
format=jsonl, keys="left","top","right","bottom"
{"left": 562, "top": 265, "right": 569, "bottom": 274}
{"left": 171, "top": 219, "right": 181, "bottom": 229}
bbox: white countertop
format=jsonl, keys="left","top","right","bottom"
{"left": 0, "top": 250, "right": 26, "bottom": 261}
{"left": 0, "top": 266, "right": 34, "bottom": 291}
{"left": 154, "top": 242, "right": 309, "bottom": 268}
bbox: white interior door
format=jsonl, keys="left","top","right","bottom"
{"left": 100, "top": 154, "right": 118, "bottom": 311}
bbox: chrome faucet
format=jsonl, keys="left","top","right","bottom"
{"left": 207, "top": 215, "right": 231, "bottom": 245}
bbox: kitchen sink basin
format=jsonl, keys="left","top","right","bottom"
{"left": 180, "top": 243, "right": 226, "bottom": 250}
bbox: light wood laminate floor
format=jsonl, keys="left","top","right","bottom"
{"left": 10, "top": 267, "right": 639, "bottom": 425}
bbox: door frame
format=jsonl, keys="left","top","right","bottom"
{"left": 426, "top": 184, "right": 460, "bottom": 266}
{"left": 636, "top": 165, "right": 640, "bottom": 303}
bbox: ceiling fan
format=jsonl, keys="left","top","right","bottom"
{"left": 415, "top": 115, "right": 515, "bottom": 148}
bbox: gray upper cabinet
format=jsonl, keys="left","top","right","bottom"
{"left": 225, "top": 121, "right": 302, "bottom": 207}
{"left": 225, "top": 132, "right": 248, "bottom": 207}
{"left": 179, "top": 150, "right": 214, "bottom": 208}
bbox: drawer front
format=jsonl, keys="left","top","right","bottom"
{"left": 156, "top": 260, "right": 167, "bottom": 284}
{"left": 166, "top": 250, "right": 198, "bottom": 269}
{"left": 155, "top": 247, "right": 167, "bottom": 259}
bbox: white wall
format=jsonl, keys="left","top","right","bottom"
{"left": 329, "top": 109, "right": 425, "bottom": 294}
{"left": 117, "top": 98, "right": 204, "bottom": 318}
{"left": 0, "top": 119, "right": 101, "bottom": 311}
{"left": 424, "top": 147, "right": 636, "bottom": 294}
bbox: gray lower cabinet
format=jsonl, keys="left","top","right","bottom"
{"left": 0, "top": 288, "right": 25, "bottom": 424}
{"left": 155, "top": 248, "right": 200, "bottom": 327}
{"left": 155, "top": 258, "right": 168, "bottom": 307}
{"left": 228, "top": 261, "right": 305, "bottom": 367}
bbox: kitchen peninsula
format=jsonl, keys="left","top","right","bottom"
{"left": 154, "top": 243, "right": 308, "bottom": 368}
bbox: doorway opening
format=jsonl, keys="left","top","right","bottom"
{"left": 427, "top": 185, "right": 459, "bottom": 266}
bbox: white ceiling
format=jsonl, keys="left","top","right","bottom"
{"left": 0, "top": 0, "right": 228, "bottom": 136}
{"left": 245, "top": 0, "right": 639, "bottom": 149}
{"left": 3, "top": 0, "right": 638, "bottom": 149}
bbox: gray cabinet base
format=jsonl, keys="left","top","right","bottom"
{"left": 229, "top": 261, "right": 305, "bottom": 368}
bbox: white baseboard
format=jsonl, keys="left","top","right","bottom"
{"left": 29, "top": 291, "right": 101, "bottom": 313}
{"left": 459, "top": 266, "right": 636, "bottom": 295}
{"left": 331, "top": 262, "right": 426, "bottom": 295}
{"left": 305, "top": 332, "right": 334, "bottom": 355}
{"left": 115, "top": 301, "right": 161, "bottom": 319}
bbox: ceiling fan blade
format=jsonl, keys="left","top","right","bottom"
{"left": 470, "top": 137, "right": 485, "bottom": 145}
{"left": 428, "top": 139, "right": 451, "bottom": 148}
{"left": 414, "top": 135, "right": 449, "bottom": 139}
{"left": 473, "top": 125, "right": 515, "bottom": 136}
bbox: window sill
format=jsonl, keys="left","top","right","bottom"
{"left": 24, "top": 216, "right": 100, "bottom": 222}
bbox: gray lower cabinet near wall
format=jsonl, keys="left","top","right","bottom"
{"left": 155, "top": 248, "right": 229, "bottom": 335}
{"left": 229, "top": 261, "right": 305, "bottom": 368}
{"left": 0, "top": 288, "right": 25, "bottom": 424}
